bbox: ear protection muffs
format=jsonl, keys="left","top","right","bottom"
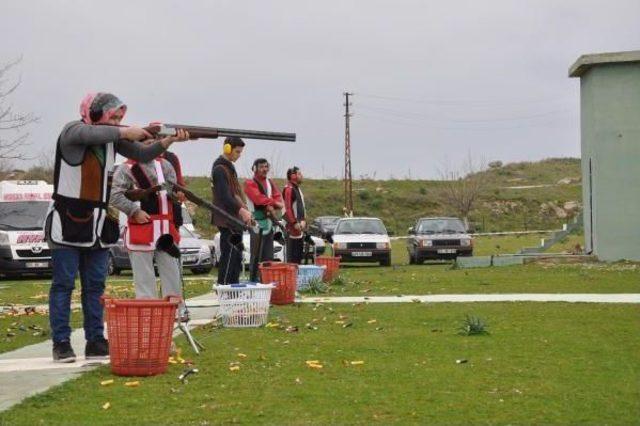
{"left": 252, "top": 159, "right": 269, "bottom": 173}
{"left": 89, "top": 99, "right": 104, "bottom": 123}
{"left": 223, "top": 143, "right": 232, "bottom": 155}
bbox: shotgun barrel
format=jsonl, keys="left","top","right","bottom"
{"left": 161, "top": 181, "right": 257, "bottom": 234}
{"left": 146, "top": 123, "right": 296, "bottom": 142}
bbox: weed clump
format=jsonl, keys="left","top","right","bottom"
{"left": 458, "top": 315, "right": 489, "bottom": 336}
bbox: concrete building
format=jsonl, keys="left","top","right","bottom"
{"left": 569, "top": 50, "right": 640, "bottom": 261}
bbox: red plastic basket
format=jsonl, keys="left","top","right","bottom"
{"left": 103, "top": 297, "right": 178, "bottom": 377}
{"left": 259, "top": 262, "right": 298, "bottom": 305}
{"left": 315, "top": 256, "right": 341, "bottom": 281}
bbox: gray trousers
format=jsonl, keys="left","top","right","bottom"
{"left": 129, "top": 250, "right": 183, "bottom": 308}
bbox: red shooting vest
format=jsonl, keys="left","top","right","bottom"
{"left": 125, "top": 159, "right": 180, "bottom": 251}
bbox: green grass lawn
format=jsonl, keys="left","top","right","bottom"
{"left": 472, "top": 233, "right": 551, "bottom": 255}
{"left": 1, "top": 302, "right": 638, "bottom": 424}
{"left": 0, "top": 234, "right": 583, "bottom": 307}
{"left": 330, "top": 263, "right": 640, "bottom": 297}
{"left": 185, "top": 158, "right": 583, "bottom": 238}
{"left": 0, "top": 274, "right": 215, "bottom": 307}
{"left": 1, "top": 234, "right": 638, "bottom": 355}
{"left": 0, "top": 314, "right": 53, "bottom": 354}
{"left": 0, "top": 277, "right": 215, "bottom": 354}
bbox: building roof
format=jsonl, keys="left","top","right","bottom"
{"left": 569, "top": 50, "right": 640, "bottom": 78}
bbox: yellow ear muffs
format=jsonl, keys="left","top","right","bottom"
{"left": 223, "top": 143, "right": 232, "bottom": 155}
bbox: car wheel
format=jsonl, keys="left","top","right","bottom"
{"left": 107, "top": 254, "right": 121, "bottom": 276}
{"left": 408, "top": 250, "right": 416, "bottom": 265}
{"left": 192, "top": 267, "right": 212, "bottom": 275}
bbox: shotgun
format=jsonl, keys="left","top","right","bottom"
{"left": 124, "top": 185, "right": 162, "bottom": 202}
{"left": 161, "top": 181, "right": 258, "bottom": 234}
{"left": 144, "top": 123, "right": 296, "bottom": 142}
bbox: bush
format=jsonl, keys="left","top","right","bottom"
{"left": 358, "top": 190, "right": 371, "bottom": 201}
{"left": 300, "top": 277, "right": 328, "bottom": 295}
{"left": 330, "top": 275, "right": 346, "bottom": 286}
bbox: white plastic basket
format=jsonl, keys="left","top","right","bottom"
{"left": 214, "top": 283, "right": 274, "bottom": 328}
{"left": 296, "top": 265, "right": 327, "bottom": 290}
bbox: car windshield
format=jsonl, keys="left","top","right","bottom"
{"left": 335, "top": 219, "right": 387, "bottom": 235}
{"left": 181, "top": 206, "right": 192, "bottom": 225}
{"left": 180, "top": 226, "right": 198, "bottom": 238}
{"left": 321, "top": 217, "right": 340, "bottom": 225}
{"left": 417, "top": 219, "right": 466, "bottom": 234}
{"left": 0, "top": 201, "right": 50, "bottom": 231}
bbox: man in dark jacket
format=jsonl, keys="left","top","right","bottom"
{"left": 211, "top": 137, "right": 252, "bottom": 285}
{"left": 282, "top": 166, "right": 307, "bottom": 264}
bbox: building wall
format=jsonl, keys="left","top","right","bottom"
{"left": 580, "top": 63, "right": 640, "bottom": 261}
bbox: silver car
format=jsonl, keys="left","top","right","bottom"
{"left": 108, "top": 226, "right": 215, "bottom": 275}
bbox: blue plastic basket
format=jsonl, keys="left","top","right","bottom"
{"left": 296, "top": 265, "right": 327, "bottom": 290}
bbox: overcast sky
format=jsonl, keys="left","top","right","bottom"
{"left": 1, "top": 0, "right": 639, "bottom": 179}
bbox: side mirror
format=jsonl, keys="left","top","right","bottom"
{"left": 388, "top": 230, "right": 395, "bottom": 236}
{"left": 327, "top": 235, "right": 334, "bottom": 244}
{"left": 192, "top": 219, "right": 198, "bottom": 227}
{"left": 408, "top": 227, "right": 415, "bottom": 235}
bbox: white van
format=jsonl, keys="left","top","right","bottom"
{"left": 0, "top": 180, "right": 53, "bottom": 277}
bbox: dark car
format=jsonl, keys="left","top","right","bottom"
{"left": 309, "top": 216, "right": 341, "bottom": 240}
{"left": 406, "top": 217, "right": 473, "bottom": 264}
{"left": 108, "top": 226, "right": 214, "bottom": 275}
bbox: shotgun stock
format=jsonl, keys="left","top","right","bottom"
{"left": 124, "top": 185, "right": 162, "bottom": 201}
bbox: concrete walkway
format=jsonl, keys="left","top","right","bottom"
{"left": 1, "top": 291, "right": 639, "bottom": 412}
{"left": 297, "top": 293, "right": 640, "bottom": 304}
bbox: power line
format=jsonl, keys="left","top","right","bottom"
{"left": 356, "top": 103, "right": 573, "bottom": 124}
{"left": 356, "top": 110, "right": 577, "bottom": 131}
{"left": 357, "top": 91, "right": 573, "bottom": 107}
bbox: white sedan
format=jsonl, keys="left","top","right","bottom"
{"left": 330, "top": 217, "right": 391, "bottom": 266}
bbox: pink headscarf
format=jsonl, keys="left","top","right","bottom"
{"left": 79, "top": 92, "right": 127, "bottom": 124}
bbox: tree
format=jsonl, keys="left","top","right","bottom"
{"left": 0, "top": 58, "right": 37, "bottom": 161}
{"left": 21, "top": 149, "right": 55, "bottom": 182}
{"left": 437, "top": 155, "right": 487, "bottom": 229}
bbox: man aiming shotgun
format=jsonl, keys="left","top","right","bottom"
{"left": 45, "top": 92, "right": 191, "bottom": 363}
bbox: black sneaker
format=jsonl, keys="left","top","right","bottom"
{"left": 52, "top": 341, "right": 76, "bottom": 363}
{"left": 85, "top": 337, "right": 109, "bottom": 359}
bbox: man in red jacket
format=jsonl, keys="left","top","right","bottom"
{"left": 244, "top": 158, "right": 283, "bottom": 280}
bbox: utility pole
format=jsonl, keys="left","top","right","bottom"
{"left": 343, "top": 92, "right": 353, "bottom": 216}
